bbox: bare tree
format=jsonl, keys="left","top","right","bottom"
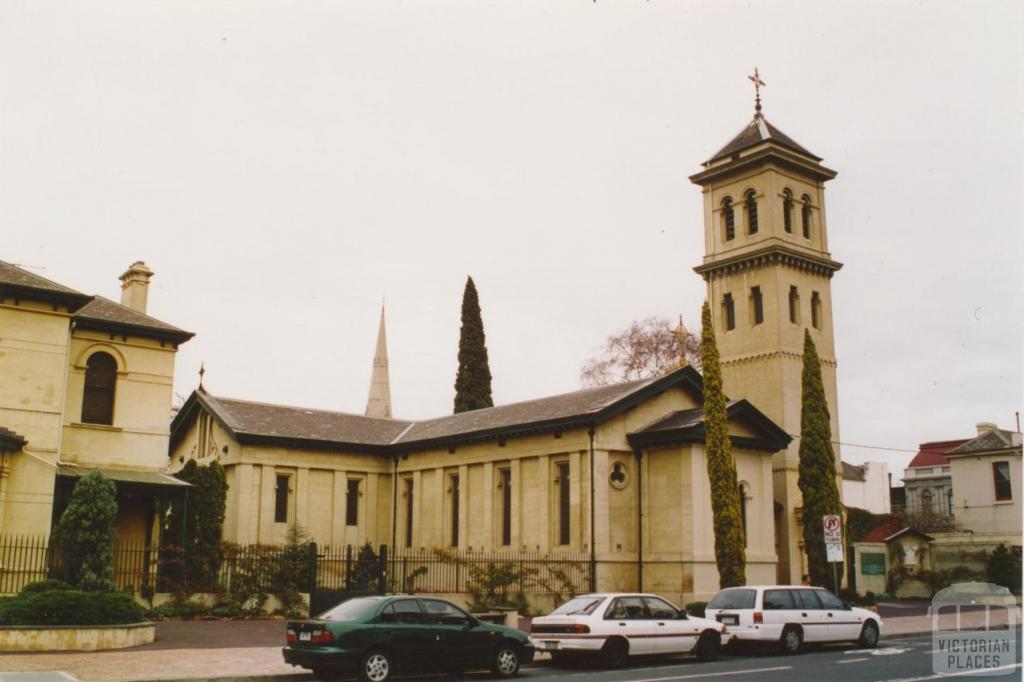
{"left": 580, "top": 316, "right": 701, "bottom": 387}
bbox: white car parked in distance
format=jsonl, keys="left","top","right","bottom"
{"left": 704, "top": 585, "right": 883, "bottom": 653}
{"left": 529, "top": 593, "right": 729, "bottom": 667}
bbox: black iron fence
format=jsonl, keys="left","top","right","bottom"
{"left": 0, "top": 535, "right": 590, "bottom": 597}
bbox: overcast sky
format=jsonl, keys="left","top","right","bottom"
{"left": 3, "top": 1, "right": 1021, "bottom": 478}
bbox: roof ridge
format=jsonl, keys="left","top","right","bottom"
{"left": 207, "top": 393, "right": 413, "bottom": 424}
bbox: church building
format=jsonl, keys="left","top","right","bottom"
{"left": 169, "top": 92, "right": 845, "bottom": 599}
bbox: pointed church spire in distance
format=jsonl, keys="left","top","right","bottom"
{"left": 365, "top": 303, "right": 392, "bottom": 418}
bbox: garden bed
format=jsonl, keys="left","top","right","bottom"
{"left": 0, "top": 622, "right": 155, "bottom": 651}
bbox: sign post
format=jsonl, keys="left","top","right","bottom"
{"left": 823, "top": 514, "right": 843, "bottom": 595}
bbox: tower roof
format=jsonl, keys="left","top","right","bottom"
{"left": 707, "top": 113, "right": 821, "bottom": 164}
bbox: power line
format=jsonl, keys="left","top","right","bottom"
{"left": 788, "top": 433, "right": 918, "bottom": 454}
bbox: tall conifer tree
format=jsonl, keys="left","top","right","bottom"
{"left": 53, "top": 470, "right": 118, "bottom": 591}
{"left": 700, "top": 301, "right": 746, "bottom": 587}
{"left": 453, "top": 276, "right": 493, "bottom": 413}
{"left": 798, "top": 329, "right": 843, "bottom": 586}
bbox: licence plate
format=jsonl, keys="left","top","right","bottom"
{"left": 719, "top": 615, "right": 738, "bottom": 625}
{"left": 299, "top": 631, "right": 311, "bottom": 641}
{"left": 541, "top": 640, "right": 560, "bottom": 650}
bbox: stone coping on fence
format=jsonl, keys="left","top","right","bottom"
{"left": 0, "top": 622, "right": 155, "bottom": 652}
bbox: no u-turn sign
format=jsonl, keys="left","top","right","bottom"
{"left": 823, "top": 514, "right": 843, "bottom": 563}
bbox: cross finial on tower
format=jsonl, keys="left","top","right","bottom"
{"left": 748, "top": 67, "right": 766, "bottom": 115}
{"left": 198, "top": 363, "right": 206, "bottom": 391}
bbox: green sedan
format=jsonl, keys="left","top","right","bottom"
{"left": 283, "top": 595, "right": 534, "bottom": 681}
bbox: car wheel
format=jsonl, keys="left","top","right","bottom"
{"left": 601, "top": 637, "right": 629, "bottom": 668}
{"left": 359, "top": 650, "right": 393, "bottom": 682}
{"left": 858, "top": 621, "right": 880, "bottom": 648}
{"left": 491, "top": 643, "right": 520, "bottom": 678}
{"left": 695, "top": 630, "right": 722, "bottom": 662}
{"left": 779, "top": 626, "right": 803, "bottom": 655}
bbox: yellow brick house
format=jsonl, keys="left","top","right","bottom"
{"left": 0, "top": 260, "right": 193, "bottom": 551}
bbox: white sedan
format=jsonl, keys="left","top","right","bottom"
{"left": 529, "top": 593, "right": 729, "bottom": 667}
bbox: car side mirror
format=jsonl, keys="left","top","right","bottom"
{"left": 842, "top": 602, "right": 853, "bottom": 610}
{"left": 678, "top": 610, "right": 689, "bottom": 620}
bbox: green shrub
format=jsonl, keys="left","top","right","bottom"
{"left": 986, "top": 544, "right": 1022, "bottom": 595}
{"left": 146, "top": 599, "right": 211, "bottom": 620}
{"left": 52, "top": 470, "right": 118, "bottom": 591}
{"left": 685, "top": 601, "right": 707, "bottom": 618}
{"left": 0, "top": 590, "right": 145, "bottom": 625}
{"left": 20, "top": 579, "right": 73, "bottom": 594}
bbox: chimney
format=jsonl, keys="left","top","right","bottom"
{"left": 976, "top": 421, "right": 998, "bottom": 436}
{"left": 119, "top": 261, "right": 154, "bottom": 314}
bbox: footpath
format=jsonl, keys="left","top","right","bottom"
{"left": 0, "top": 605, "right": 1019, "bottom": 682}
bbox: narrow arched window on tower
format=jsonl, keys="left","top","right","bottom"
{"left": 783, "top": 189, "right": 794, "bottom": 233}
{"left": 789, "top": 286, "right": 800, "bottom": 324}
{"left": 722, "top": 293, "right": 735, "bottom": 331}
{"left": 750, "top": 286, "right": 764, "bottom": 325}
{"left": 801, "top": 195, "right": 812, "bottom": 239}
{"left": 811, "top": 291, "right": 822, "bottom": 329}
{"left": 82, "top": 352, "right": 117, "bottom": 425}
{"left": 722, "top": 197, "right": 735, "bottom": 241}
{"left": 745, "top": 190, "right": 758, "bottom": 234}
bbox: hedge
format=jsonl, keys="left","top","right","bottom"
{"left": 0, "top": 589, "right": 145, "bottom": 626}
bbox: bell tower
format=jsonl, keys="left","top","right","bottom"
{"left": 689, "top": 75, "right": 842, "bottom": 583}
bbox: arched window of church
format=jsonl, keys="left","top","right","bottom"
{"left": 82, "top": 352, "right": 117, "bottom": 425}
{"left": 783, "top": 189, "right": 794, "bottom": 233}
{"left": 788, "top": 286, "right": 800, "bottom": 324}
{"left": 722, "top": 197, "right": 735, "bottom": 241}
{"left": 801, "top": 195, "right": 812, "bottom": 239}
{"left": 745, "top": 190, "right": 758, "bottom": 234}
{"left": 722, "top": 293, "right": 735, "bottom": 331}
{"left": 920, "top": 488, "right": 933, "bottom": 513}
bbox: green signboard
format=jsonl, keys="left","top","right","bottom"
{"left": 861, "top": 553, "right": 886, "bottom": 576}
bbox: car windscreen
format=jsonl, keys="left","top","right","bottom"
{"left": 549, "top": 596, "right": 606, "bottom": 616}
{"left": 318, "top": 597, "right": 380, "bottom": 621}
{"left": 707, "top": 588, "right": 757, "bottom": 610}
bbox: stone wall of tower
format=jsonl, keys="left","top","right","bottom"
{"left": 691, "top": 120, "right": 843, "bottom": 584}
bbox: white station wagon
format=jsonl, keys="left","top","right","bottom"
{"left": 529, "top": 593, "right": 729, "bottom": 667}
{"left": 704, "top": 585, "right": 883, "bottom": 653}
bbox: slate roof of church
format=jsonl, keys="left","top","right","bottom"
{"left": 946, "top": 429, "right": 1021, "bottom": 455}
{"left": 194, "top": 392, "right": 413, "bottom": 448}
{"left": 395, "top": 377, "right": 662, "bottom": 445}
{"left": 625, "top": 400, "right": 792, "bottom": 452}
{"left": 73, "top": 296, "right": 194, "bottom": 344}
{"left": 0, "top": 426, "right": 27, "bottom": 451}
{"left": 172, "top": 367, "right": 724, "bottom": 453}
{"left": 708, "top": 114, "right": 821, "bottom": 163}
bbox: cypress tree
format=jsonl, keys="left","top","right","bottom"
{"left": 700, "top": 301, "right": 746, "bottom": 587}
{"left": 173, "top": 460, "right": 228, "bottom": 590}
{"left": 53, "top": 470, "right": 118, "bottom": 591}
{"left": 798, "top": 329, "right": 843, "bottom": 587}
{"left": 453, "top": 276, "right": 494, "bottom": 413}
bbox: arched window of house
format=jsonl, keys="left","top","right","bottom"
{"left": 722, "top": 197, "right": 735, "bottom": 241}
{"left": 920, "top": 488, "right": 933, "bottom": 514}
{"left": 783, "top": 189, "right": 794, "bottom": 233}
{"left": 801, "top": 195, "right": 812, "bottom": 238}
{"left": 82, "top": 352, "right": 117, "bottom": 425}
{"left": 745, "top": 190, "right": 759, "bottom": 234}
